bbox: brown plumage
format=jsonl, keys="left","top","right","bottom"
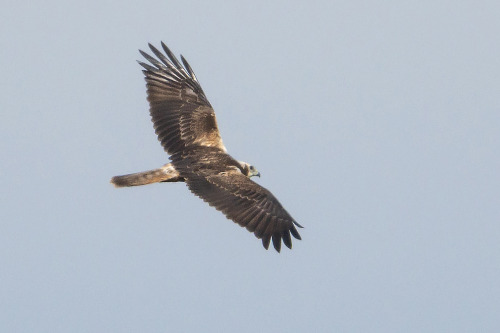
{"left": 111, "top": 42, "right": 302, "bottom": 252}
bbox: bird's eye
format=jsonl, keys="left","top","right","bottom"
{"left": 250, "top": 166, "right": 254, "bottom": 170}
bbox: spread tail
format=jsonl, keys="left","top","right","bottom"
{"left": 110, "top": 163, "right": 181, "bottom": 187}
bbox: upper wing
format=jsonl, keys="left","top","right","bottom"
{"left": 185, "top": 170, "right": 302, "bottom": 252}
{"left": 138, "top": 42, "right": 226, "bottom": 155}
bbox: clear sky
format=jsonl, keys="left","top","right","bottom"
{"left": 1, "top": 1, "right": 499, "bottom": 332}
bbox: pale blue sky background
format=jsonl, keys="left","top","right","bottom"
{"left": 1, "top": 1, "right": 499, "bottom": 332}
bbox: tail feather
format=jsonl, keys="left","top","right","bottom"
{"left": 110, "top": 163, "right": 181, "bottom": 187}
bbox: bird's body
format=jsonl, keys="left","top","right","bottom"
{"left": 111, "top": 42, "right": 302, "bottom": 252}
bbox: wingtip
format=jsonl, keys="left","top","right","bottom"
{"left": 160, "top": 41, "right": 169, "bottom": 51}
{"left": 160, "top": 42, "right": 182, "bottom": 68}
{"left": 283, "top": 231, "right": 292, "bottom": 249}
{"left": 290, "top": 225, "right": 302, "bottom": 240}
{"left": 262, "top": 236, "right": 271, "bottom": 250}
{"left": 294, "top": 221, "right": 304, "bottom": 228}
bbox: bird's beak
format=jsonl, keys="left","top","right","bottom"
{"left": 250, "top": 169, "right": 260, "bottom": 178}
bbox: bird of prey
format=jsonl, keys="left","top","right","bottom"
{"left": 111, "top": 42, "right": 302, "bottom": 252}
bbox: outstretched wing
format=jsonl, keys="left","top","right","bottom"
{"left": 138, "top": 42, "right": 226, "bottom": 155}
{"left": 185, "top": 171, "right": 302, "bottom": 252}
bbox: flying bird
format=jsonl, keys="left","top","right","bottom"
{"left": 111, "top": 42, "right": 302, "bottom": 252}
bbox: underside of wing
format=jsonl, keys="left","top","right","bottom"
{"left": 184, "top": 170, "right": 302, "bottom": 252}
{"left": 138, "top": 42, "right": 226, "bottom": 155}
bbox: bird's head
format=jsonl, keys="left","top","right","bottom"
{"left": 239, "top": 161, "right": 261, "bottom": 178}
